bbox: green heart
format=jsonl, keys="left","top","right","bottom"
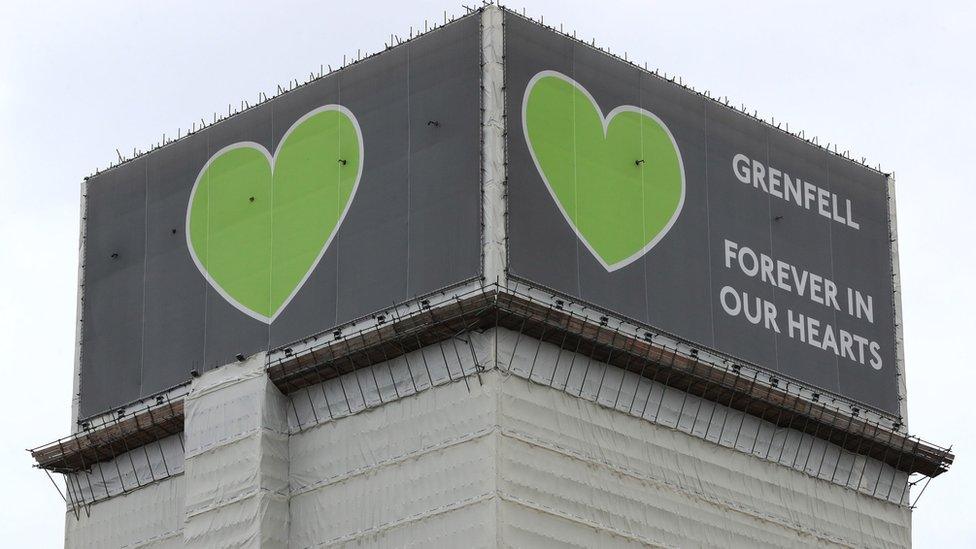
{"left": 186, "top": 105, "right": 363, "bottom": 322}
{"left": 522, "top": 71, "right": 685, "bottom": 271}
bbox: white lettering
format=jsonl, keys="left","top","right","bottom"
{"left": 760, "top": 254, "right": 775, "bottom": 286}
{"left": 768, "top": 167, "right": 783, "bottom": 198}
{"left": 852, "top": 334, "right": 869, "bottom": 364}
{"left": 788, "top": 310, "right": 804, "bottom": 340}
{"left": 809, "top": 273, "right": 823, "bottom": 305}
{"left": 846, "top": 199, "right": 860, "bottom": 229}
{"left": 825, "top": 279, "right": 840, "bottom": 311}
{"left": 724, "top": 239, "right": 738, "bottom": 269}
{"left": 733, "top": 153, "right": 751, "bottom": 184}
{"left": 752, "top": 161, "right": 768, "bottom": 192}
{"left": 764, "top": 300, "right": 780, "bottom": 333}
{"left": 831, "top": 193, "right": 845, "bottom": 223}
{"left": 739, "top": 246, "right": 759, "bottom": 277}
{"left": 721, "top": 235, "right": 886, "bottom": 372}
{"left": 869, "top": 341, "right": 882, "bottom": 370}
{"left": 821, "top": 324, "right": 838, "bottom": 355}
{"left": 854, "top": 291, "right": 874, "bottom": 324}
{"left": 840, "top": 330, "right": 855, "bottom": 361}
{"left": 817, "top": 187, "right": 831, "bottom": 218}
{"left": 720, "top": 286, "right": 741, "bottom": 317}
{"left": 803, "top": 180, "right": 817, "bottom": 210}
{"left": 729, "top": 153, "right": 859, "bottom": 230}
{"left": 785, "top": 174, "right": 802, "bottom": 206}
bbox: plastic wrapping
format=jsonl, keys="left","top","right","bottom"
{"left": 497, "top": 327, "right": 909, "bottom": 503}
{"left": 64, "top": 327, "right": 910, "bottom": 548}
{"left": 496, "top": 371, "right": 909, "bottom": 547}
{"left": 182, "top": 491, "right": 289, "bottom": 548}
{"left": 66, "top": 434, "right": 184, "bottom": 505}
{"left": 182, "top": 353, "right": 289, "bottom": 548}
{"left": 290, "top": 370, "right": 495, "bottom": 494}
{"left": 183, "top": 355, "right": 286, "bottom": 458}
{"left": 291, "top": 432, "right": 495, "bottom": 546}
{"left": 887, "top": 174, "right": 910, "bottom": 423}
{"left": 287, "top": 334, "right": 489, "bottom": 432}
{"left": 481, "top": 5, "right": 507, "bottom": 284}
{"left": 287, "top": 328, "right": 910, "bottom": 547}
{"left": 290, "top": 328, "right": 908, "bottom": 505}
{"left": 58, "top": 8, "right": 917, "bottom": 548}
{"left": 65, "top": 475, "right": 184, "bottom": 549}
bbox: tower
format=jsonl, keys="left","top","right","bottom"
{"left": 31, "top": 6, "right": 953, "bottom": 548}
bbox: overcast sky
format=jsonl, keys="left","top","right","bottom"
{"left": 1, "top": 1, "right": 972, "bottom": 546}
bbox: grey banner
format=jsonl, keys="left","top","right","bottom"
{"left": 505, "top": 14, "right": 899, "bottom": 414}
{"left": 80, "top": 15, "right": 482, "bottom": 418}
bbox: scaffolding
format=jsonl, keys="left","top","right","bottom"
{"left": 30, "top": 391, "right": 184, "bottom": 518}
{"left": 31, "top": 281, "right": 953, "bottom": 516}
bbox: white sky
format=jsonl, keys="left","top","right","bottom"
{"left": 1, "top": 1, "right": 972, "bottom": 546}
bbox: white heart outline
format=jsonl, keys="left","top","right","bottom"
{"left": 522, "top": 70, "right": 686, "bottom": 272}
{"left": 185, "top": 104, "right": 364, "bottom": 324}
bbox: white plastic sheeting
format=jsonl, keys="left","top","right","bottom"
{"left": 481, "top": 4, "right": 507, "bottom": 285}
{"left": 182, "top": 353, "right": 290, "bottom": 548}
{"left": 291, "top": 328, "right": 909, "bottom": 506}
{"left": 290, "top": 375, "right": 497, "bottom": 547}
{"left": 496, "top": 374, "right": 910, "bottom": 547}
{"left": 183, "top": 490, "right": 289, "bottom": 548}
{"left": 288, "top": 328, "right": 910, "bottom": 547}
{"left": 887, "top": 174, "right": 910, "bottom": 423}
{"left": 498, "top": 328, "right": 911, "bottom": 504}
{"left": 287, "top": 334, "right": 490, "bottom": 432}
{"left": 183, "top": 355, "right": 287, "bottom": 458}
{"left": 65, "top": 434, "right": 184, "bottom": 505}
{"left": 63, "top": 332, "right": 910, "bottom": 548}
{"left": 71, "top": 179, "right": 88, "bottom": 431}
{"left": 65, "top": 475, "right": 185, "bottom": 549}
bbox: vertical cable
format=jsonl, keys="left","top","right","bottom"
{"left": 825, "top": 155, "right": 841, "bottom": 390}
{"left": 335, "top": 76, "right": 342, "bottom": 327}
{"left": 572, "top": 45, "right": 581, "bottom": 296}
{"left": 764, "top": 129, "right": 780, "bottom": 370}
{"left": 640, "top": 70, "right": 649, "bottom": 320}
{"left": 703, "top": 100, "right": 716, "bottom": 346}
{"left": 406, "top": 42, "right": 412, "bottom": 292}
{"left": 269, "top": 99, "right": 275, "bottom": 346}
{"left": 203, "top": 132, "right": 210, "bottom": 368}
{"left": 140, "top": 158, "right": 149, "bottom": 395}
